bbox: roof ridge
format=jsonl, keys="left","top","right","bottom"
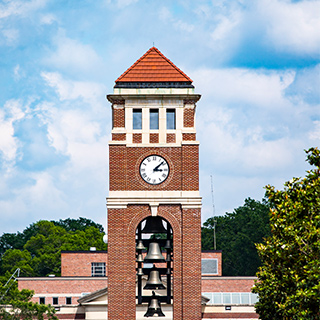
{"left": 151, "top": 47, "right": 192, "bottom": 82}
{"left": 115, "top": 47, "right": 192, "bottom": 83}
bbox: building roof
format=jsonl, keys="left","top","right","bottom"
{"left": 115, "top": 47, "right": 192, "bottom": 83}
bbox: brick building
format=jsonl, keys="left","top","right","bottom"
{"left": 17, "top": 47, "right": 259, "bottom": 319}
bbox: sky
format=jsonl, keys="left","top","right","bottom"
{"left": 0, "top": 0, "right": 319, "bottom": 235}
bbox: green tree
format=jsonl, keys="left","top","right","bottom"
{"left": 202, "top": 198, "right": 271, "bottom": 276}
{"left": 53, "top": 217, "right": 104, "bottom": 233}
{"left": 253, "top": 148, "right": 320, "bottom": 319}
{"left": 0, "top": 274, "right": 57, "bottom": 320}
{"left": 0, "top": 218, "right": 106, "bottom": 277}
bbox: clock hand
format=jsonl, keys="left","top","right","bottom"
{"left": 153, "top": 161, "right": 164, "bottom": 172}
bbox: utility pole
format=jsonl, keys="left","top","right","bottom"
{"left": 211, "top": 175, "right": 217, "bottom": 250}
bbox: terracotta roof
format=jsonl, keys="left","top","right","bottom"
{"left": 116, "top": 47, "right": 192, "bottom": 83}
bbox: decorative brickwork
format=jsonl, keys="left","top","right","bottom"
{"left": 183, "top": 108, "right": 194, "bottom": 127}
{"left": 113, "top": 107, "right": 125, "bottom": 128}
{"left": 182, "top": 133, "right": 196, "bottom": 141}
{"left": 149, "top": 133, "right": 159, "bottom": 143}
{"left": 166, "top": 133, "right": 176, "bottom": 143}
{"left": 112, "top": 133, "right": 126, "bottom": 141}
{"left": 132, "top": 133, "right": 142, "bottom": 143}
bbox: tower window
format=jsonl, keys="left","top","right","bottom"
{"left": 150, "top": 109, "right": 159, "bottom": 130}
{"left": 133, "top": 109, "right": 142, "bottom": 129}
{"left": 91, "top": 262, "right": 106, "bottom": 277}
{"left": 166, "top": 109, "right": 176, "bottom": 130}
{"left": 39, "top": 297, "right": 45, "bottom": 304}
{"left": 53, "top": 297, "right": 58, "bottom": 305}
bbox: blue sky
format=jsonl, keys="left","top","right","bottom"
{"left": 0, "top": 0, "right": 319, "bottom": 235}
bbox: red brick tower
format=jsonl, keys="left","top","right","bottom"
{"left": 106, "top": 47, "right": 202, "bottom": 320}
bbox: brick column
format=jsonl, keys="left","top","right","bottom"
{"left": 182, "top": 208, "right": 202, "bottom": 320}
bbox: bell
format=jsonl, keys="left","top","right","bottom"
{"left": 164, "top": 240, "right": 171, "bottom": 250}
{"left": 144, "top": 291, "right": 165, "bottom": 318}
{"left": 136, "top": 240, "right": 146, "bottom": 250}
{"left": 144, "top": 242, "right": 165, "bottom": 263}
{"left": 141, "top": 216, "right": 167, "bottom": 233}
{"left": 137, "top": 268, "right": 144, "bottom": 276}
{"left": 144, "top": 266, "right": 166, "bottom": 290}
{"left": 137, "top": 253, "right": 144, "bottom": 262}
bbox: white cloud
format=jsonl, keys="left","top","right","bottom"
{"left": 44, "top": 32, "right": 103, "bottom": 75}
{"left": 0, "top": 99, "right": 25, "bottom": 167}
{"left": 258, "top": 0, "right": 320, "bottom": 55}
{"left": 0, "top": 0, "right": 47, "bottom": 19}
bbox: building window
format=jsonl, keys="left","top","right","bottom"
{"left": 133, "top": 109, "right": 142, "bottom": 129}
{"left": 91, "top": 262, "right": 106, "bottom": 277}
{"left": 202, "top": 258, "right": 218, "bottom": 275}
{"left": 202, "top": 292, "right": 259, "bottom": 305}
{"left": 66, "top": 297, "right": 72, "bottom": 305}
{"left": 39, "top": 297, "right": 45, "bottom": 304}
{"left": 53, "top": 297, "right": 58, "bottom": 305}
{"left": 150, "top": 109, "right": 159, "bottom": 130}
{"left": 166, "top": 109, "right": 175, "bottom": 130}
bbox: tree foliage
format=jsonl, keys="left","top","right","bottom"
{"left": 202, "top": 198, "right": 271, "bottom": 276}
{"left": 0, "top": 274, "right": 57, "bottom": 320}
{"left": 0, "top": 218, "right": 106, "bottom": 277}
{"left": 253, "top": 148, "right": 320, "bottom": 319}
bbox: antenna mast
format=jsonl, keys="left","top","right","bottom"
{"left": 210, "top": 175, "right": 217, "bottom": 250}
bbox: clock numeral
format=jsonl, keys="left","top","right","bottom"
{"left": 152, "top": 179, "right": 156, "bottom": 183}
{"left": 143, "top": 163, "right": 146, "bottom": 166}
{"left": 147, "top": 177, "right": 151, "bottom": 181}
{"left": 152, "top": 156, "right": 156, "bottom": 161}
{"left": 163, "top": 169, "right": 168, "bottom": 171}
{"left": 142, "top": 173, "right": 147, "bottom": 178}
{"left": 147, "top": 158, "right": 151, "bottom": 162}
{"left": 159, "top": 178, "right": 162, "bottom": 182}
{"left": 141, "top": 169, "right": 145, "bottom": 172}
{"left": 162, "top": 173, "right": 166, "bottom": 178}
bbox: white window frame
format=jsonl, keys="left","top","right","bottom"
{"left": 91, "top": 262, "right": 106, "bottom": 277}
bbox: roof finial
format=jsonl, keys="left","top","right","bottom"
{"left": 153, "top": 41, "right": 155, "bottom": 47}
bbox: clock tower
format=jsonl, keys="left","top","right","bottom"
{"left": 106, "top": 47, "right": 202, "bottom": 320}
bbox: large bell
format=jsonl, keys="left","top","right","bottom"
{"left": 144, "top": 291, "right": 165, "bottom": 318}
{"left": 141, "top": 216, "right": 167, "bottom": 233}
{"left": 144, "top": 266, "right": 166, "bottom": 290}
{"left": 144, "top": 242, "right": 165, "bottom": 263}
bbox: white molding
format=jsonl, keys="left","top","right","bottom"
{"left": 107, "top": 191, "right": 202, "bottom": 209}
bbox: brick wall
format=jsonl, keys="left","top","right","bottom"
{"left": 109, "top": 145, "right": 199, "bottom": 191}
{"left": 183, "top": 108, "right": 194, "bottom": 127}
{"left": 113, "top": 106, "right": 125, "bottom": 128}
{"left": 61, "top": 251, "right": 108, "bottom": 277}
{"left": 18, "top": 278, "right": 108, "bottom": 304}
{"left": 201, "top": 277, "right": 256, "bottom": 292}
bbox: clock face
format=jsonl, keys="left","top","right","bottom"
{"left": 139, "top": 155, "right": 170, "bottom": 185}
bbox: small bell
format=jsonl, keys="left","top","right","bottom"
{"left": 137, "top": 268, "right": 144, "bottom": 276}
{"left": 164, "top": 240, "right": 171, "bottom": 250}
{"left": 166, "top": 253, "right": 171, "bottom": 262}
{"left": 137, "top": 253, "right": 144, "bottom": 262}
{"left": 144, "top": 291, "right": 165, "bottom": 317}
{"left": 144, "top": 242, "right": 165, "bottom": 263}
{"left": 136, "top": 240, "right": 146, "bottom": 250}
{"left": 166, "top": 267, "right": 171, "bottom": 275}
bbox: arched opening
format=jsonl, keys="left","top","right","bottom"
{"left": 135, "top": 216, "right": 173, "bottom": 319}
